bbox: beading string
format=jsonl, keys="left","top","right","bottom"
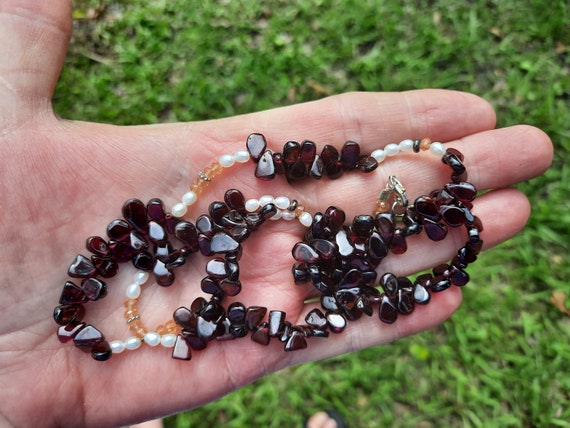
{"left": 54, "top": 134, "right": 482, "bottom": 361}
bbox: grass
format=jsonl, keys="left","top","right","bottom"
{"left": 55, "top": 1, "right": 570, "bottom": 426}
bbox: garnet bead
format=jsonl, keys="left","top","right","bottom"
{"left": 341, "top": 141, "right": 360, "bottom": 170}
{"left": 122, "top": 198, "right": 148, "bottom": 231}
{"left": 57, "top": 322, "right": 86, "bottom": 343}
{"left": 68, "top": 255, "right": 97, "bottom": 278}
{"left": 255, "top": 150, "right": 276, "bottom": 180}
{"left": 86, "top": 236, "right": 110, "bottom": 256}
{"left": 246, "top": 133, "right": 267, "bottom": 162}
{"left": 73, "top": 324, "right": 105, "bottom": 348}
{"left": 172, "top": 335, "right": 192, "bottom": 360}
{"left": 59, "top": 281, "right": 87, "bottom": 305}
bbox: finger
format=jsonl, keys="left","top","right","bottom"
{"left": 0, "top": 0, "right": 72, "bottom": 117}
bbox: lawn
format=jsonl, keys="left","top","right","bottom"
{"left": 55, "top": 1, "right": 570, "bottom": 426}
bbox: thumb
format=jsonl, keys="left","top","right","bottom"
{"left": 0, "top": 0, "right": 72, "bottom": 121}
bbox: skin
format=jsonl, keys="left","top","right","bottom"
{"left": 0, "top": 1, "right": 553, "bottom": 427}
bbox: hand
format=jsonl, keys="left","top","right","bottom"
{"left": 0, "top": 1, "right": 553, "bottom": 427}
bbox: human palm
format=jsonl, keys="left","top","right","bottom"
{"left": 0, "top": 1, "right": 553, "bottom": 427}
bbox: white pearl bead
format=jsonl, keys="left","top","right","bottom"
{"left": 182, "top": 191, "right": 197, "bottom": 206}
{"left": 245, "top": 199, "right": 260, "bottom": 212}
{"left": 384, "top": 144, "right": 400, "bottom": 156}
{"left": 274, "top": 196, "right": 290, "bottom": 210}
{"left": 234, "top": 150, "right": 250, "bottom": 163}
{"left": 269, "top": 210, "right": 282, "bottom": 220}
{"left": 281, "top": 210, "right": 296, "bottom": 221}
{"left": 299, "top": 212, "right": 313, "bottom": 227}
{"left": 219, "top": 153, "right": 235, "bottom": 168}
{"left": 161, "top": 334, "right": 177, "bottom": 348}
{"left": 134, "top": 271, "right": 149, "bottom": 285}
{"left": 399, "top": 139, "right": 414, "bottom": 151}
{"left": 124, "top": 336, "right": 142, "bottom": 350}
{"left": 110, "top": 340, "right": 125, "bottom": 354}
{"left": 126, "top": 283, "right": 141, "bottom": 299}
{"left": 259, "top": 195, "right": 274, "bottom": 206}
{"left": 144, "top": 331, "right": 161, "bottom": 347}
{"left": 171, "top": 202, "right": 187, "bottom": 218}
{"left": 429, "top": 142, "right": 446, "bottom": 156}
{"left": 371, "top": 149, "right": 386, "bottom": 162}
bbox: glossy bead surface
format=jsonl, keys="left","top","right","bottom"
{"left": 255, "top": 150, "right": 276, "bottom": 180}
{"left": 246, "top": 133, "right": 267, "bottom": 162}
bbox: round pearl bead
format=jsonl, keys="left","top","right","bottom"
{"left": 219, "top": 154, "right": 235, "bottom": 168}
{"left": 172, "top": 202, "right": 187, "bottom": 218}
{"left": 182, "top": 191, "right": 197, "bottom": 206}
{"left": 134, "top": 271, "right": 149, "bottom": 285}
{"left": 126, "top": 283, "right": 141, "bottom": 299}
{"left": 429, "top": 142, "right": 446, "bottom": 156}
{"left": 371, "top": 149, "right": 386, "bottom": 162}
{"left": 161, "top": 334, "right": 177, "bottom": 348}
{"left": 110, "top": 340, "right": 125, "bottom": 354}
{"left": 125, "top": 336, "right": 142, "bottom": 350}
{"left": 245, "top": 199, "right": 260, "bottom": 212}
{"left": 274, "top": 196, "right": 290, "bottom": 210}
{"left": 234, "top": 150, "right": 250, "bottom": 163}
{"left": 259, "top": 195, "right": 274, "bottom": 206}
{"left": 384, "top": 144, "right": 400, "bottom": 156}
{"left": 144, "top": 331, "right": 161, "bottom": 347}
{"left": 299, "top": 212, "right": 313, "bottom": 227}
{"left": 399, "top": 139, "right": 414, "bottom": 151}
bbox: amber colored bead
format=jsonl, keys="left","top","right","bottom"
{"left": 419, "top": 137, "right": 432, "bottom": 151}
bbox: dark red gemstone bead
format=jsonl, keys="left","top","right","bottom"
{"left": 320, "top": 145, "right": 343, "bottom": 178}
{"left": 108, "top": 240, "right": 136, "bottom": 263}
{"left": 210, "top": 232, "right": 240, "bottom": 254}
{"left": 413, "top": 283, "right": 431, "bottom": 304}
{"left": 172, "top": 335, "right": 192, "bottom": 360}
{"left": 206, "top": 258, "right": 227, "bottom": 279}
{"left": 430, "top": 276, "right": 451, "bottom": 292}
{"left": 283, "top": 141, "right": 301, "bottom": 165}
{"left": 129, "top": 231, "right": 149, "bottom": 251}
{"left": 132, "top": 251, "right": 153, "bottom": 271}
{"left": 272, "top": 152, "right": 287, "bottom": 175}
{"left": 246, "top": 133, "right": 267, "bottom": 162}
{"left": 292, "top": 242, "right": 320, "bottom": 263}
{"left": 445, "top": 147, "right": 464, "bottom": 161}
{"left": 380, "top": 273, "right": 398, "bottom": 298}
{"left": 423, "top": 219, "right": 448, "bottom": 241}
{"left": 86, "top": 236, "right": 109, "bottom": 256}
{"left": 352, "top": 215, "right": 375, "bottom": 237}
{"left": 326, "top": 312, "right": 347, "bottom": 333}
{"left": 107, "top": 219, "right": 132, "bottom": 242}
{"left": 164, "top": 214, "right": 180, "bottom": 235}
{"left": 224, "top": 189, "right": 246, "bottom": 212}
{"left": 231, "top": 325, "right": 249, "bottom": 338}
{"left": 300, "top": 140, "right": 317, "bottom": 164}
{"left": 357, "top": 155, "right": 378, "bottom": 173}
{"left": 173, "top": 306, "right": 197, "bottom": 332}
{"left": 81, "top": 278, "right": 107, "bottom": 300}
{"left": 57, "top": 322, "right": 86, "bottom": 343}
{"left": 54, "top": 304, "right": 85, "bottom": 325}
{"left": 444, "top": 182, "right": 477, "bottom": 203}
{"left": 287, "top": 160, "right": 307, "bottom": 180}
{"left": 259, "top": 203, "right": 277, "bottom": 220}
{"left": 59, "top": 281, "right": 87, "bottom": 305}
{"left": 184, "top": 332, "right": 208, "bottom": 350}
{"left": 122, "top": 199, "right": 148, "bottom": 231}
{"left": 324, "top": 206, "right": 346, "bottom": 230}
{"left": 68, "top": 254, "right": 97, "bottom": 278}
{"left": 292, "top": 262, "right": 309, "bottom": 284}
{"left": 368, "top": 231, "right": 388, "bottom": 263}
{"left": 209, "top": 201, "right": 230, "bottom": 226}
{"left": 196, "top": 215, "right": 214, "bottom": 236}
{"left": 335, "top": 230, "right": 354, "bottom": 256}
{"left": 246, "top": 306, "right": 267, "bottom": 330}
{"left": 73, "top": 324, "right": 105, "bottom": 348}
{"left": 284, "top": 330, "right": 307, "bottom": 351}
{"left": 220, "top": 279, "right": 241, "bottom": 297}
{"left": 397, "top": 288, "right": 415, "bottom": 314}
{"left": 321, "top": 295, "right": 339, "bottom": 311}
{"left": 251, "top": 323, "right": 270, "bottom": 345}
{"left": 311, "top": 239, "right": 337, "bottom": 260}
{"left": 305, "top": 308, "right": 327, "bottom": 329}
{"left": 450, "top": 266, "right": 470, "bottom": 286}
{"left": 91, "top": 256, "right": 119, "bottom": 278}
{"left": 414, "top": 196, "right": 440, "bottom": 221}
{"left": 225, "top": 259, "right": 239, "bottom": 282}
{"left": 191, "top": 297, "right": 208, "bottom": 313}
{"left": 91, "top": 341, "right": 112, "bottom": 361}
{"left": 198, "top": 234, "right": 213, "bottom": 256}
{"left": 196, "top": 316, "right": 218, "bottom": 340}
{"left": 390, "top": 229, "right": 407, "bottom": 254}
{"left": 154, "top": 260, "right": 174, "bottom": 286}
{"left": 339, "top": 269, "right": 361, "bottom": 289}
{"left": 147, "top": 198, "right": 167, "bottom": 223}
{"left": 379, "top": 295, "right": 398, "bottom": 324}
{"left": 440, "top": 205, "right": 467, "bottom": 227}
{"left": 175, "top": 221, "right": 199, "bottom": 252}
{"left": 309, "top": 155, "right": 324, "bottom": 179}
{"left": 341, "top": 141, "right": 360, "bottom": 170}
{"left": 255, "top": 150, "right": 276, "bottom": 180}
{"left": 228, "top": 302, "right": 247, "bottom": 325}
{"left": 268, "top": 310, "right": 286, "bottom": 337}
{"left": 201, "top": 276, "right": 223, "bottom": 297}
{"left": 375, "top": 213, "right": 395, "bottom": 244}
{"left": 200, "top": 299, "right": 225, "bottom": 323}
{"left": 148, "top": 221, "right": 166, "bottom": 244}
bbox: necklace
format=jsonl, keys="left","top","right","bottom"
{"left": 54, "top": 135, "right": 482, "bottom": 361}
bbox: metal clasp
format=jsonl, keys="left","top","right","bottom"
{"left": 376, "top": 176, "right": 408, "bottom": 214}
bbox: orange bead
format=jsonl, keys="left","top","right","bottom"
{"left": 420, "top": 138, "right": 432, "bottom": 151}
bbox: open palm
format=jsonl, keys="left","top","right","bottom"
{"left": 0, "top": 1, "right": 553, "bottom": 427}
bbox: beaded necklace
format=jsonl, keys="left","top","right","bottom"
{"left": 54, "top": 134, "right": 482, "bottom": 361}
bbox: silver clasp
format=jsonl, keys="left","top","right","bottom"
{"left": 376, "top": 176, "right": 408, "bottom": 214}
